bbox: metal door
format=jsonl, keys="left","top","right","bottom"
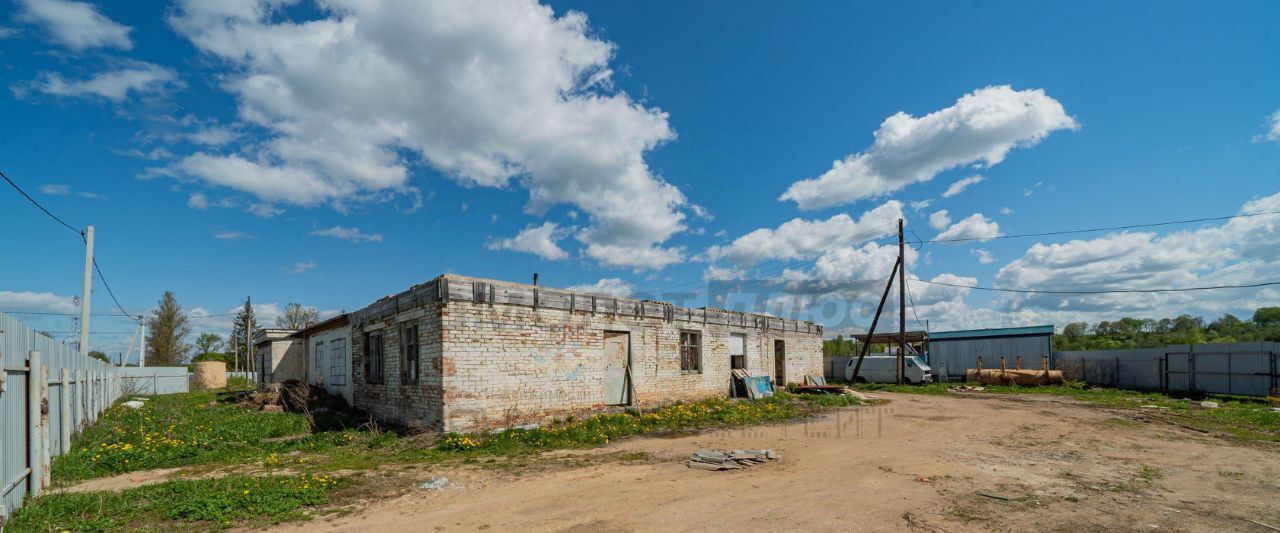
{"left": 603, "top": 332, "right": 630, "bottom": 406}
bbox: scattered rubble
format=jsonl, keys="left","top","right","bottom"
{"left": 419, "top": 476, "right": 454, "bottom": 491}
{"left": 948, "top": 385, "right": 986, "bottom": 392}
{"left": 686, "top": 449, "right": 778, "bottom": 471}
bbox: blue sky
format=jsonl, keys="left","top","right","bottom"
{"left": 2, "top": 0, "right": 1279, "bottom": 361}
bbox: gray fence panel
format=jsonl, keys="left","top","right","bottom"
{"left": 1056, "top": 342, "right": 1277, "bottom": 397}
{"left": 1, "top": 312, "right": 124, "bottom": 526}
{"left": 117, "top": 367, "right": 190, "bottom": 395}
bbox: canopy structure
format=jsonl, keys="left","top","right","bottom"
{"left": 852, "top": 330, "right": 928, "bottom": 355}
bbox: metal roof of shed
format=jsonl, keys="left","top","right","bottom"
{"left": 929, "top": 325, "right": 1054, "bottom": 340}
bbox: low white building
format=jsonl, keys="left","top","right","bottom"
{"left": 291, "top": 314, "right": 352, "bottom": 404}
{"left": 253, "top": 328, "right": 304, "bottom": 384}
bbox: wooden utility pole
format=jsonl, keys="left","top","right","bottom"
{"left": 78, "top": 226, "right": 95, "bottom": 356}
{"left": 850, "top": 257, "right": 900, "bottom": 382}
{"left": 897, "top": 219, "right": 906, "bottom": 384}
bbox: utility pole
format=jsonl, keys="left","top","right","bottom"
{"left": 139, "top": 318, "right": 147, "bottom": 368}
{"left": 246, "top": 314, "right": 253, "bottom": 376}
{"left": 897, "top": 218, "right": 906, "bottom": 385}
{"left": 79, "top": 225, "right": 95, "bottom": 356}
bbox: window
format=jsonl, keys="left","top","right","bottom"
{"left": 329, "top": 338, "right": 347, "bottom": 386}
{"left": 402, "top": 324, "right": 419, "bottom": 383}
{"left": 680, "top": 331, "right": 701, "bottom": 372}
{"left": 729, "top": 333, "right": 746, "bottom": 370}
{"left": 365, "top": 332, "right": 384, "bottom": 384}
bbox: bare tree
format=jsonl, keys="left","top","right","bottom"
{"left": 277, "top": 303, "right": 319, "bottom": 330}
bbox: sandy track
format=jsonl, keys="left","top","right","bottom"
{"left": 268, "top": 393, "right": 1280, "bottom": 532}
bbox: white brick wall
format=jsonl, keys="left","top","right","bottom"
{"left": 351, "top": 298, "right": 822, "bottom": 433}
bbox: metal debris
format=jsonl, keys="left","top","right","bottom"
{"left": 687, "top": 449, "right": 778, "bottom": 471}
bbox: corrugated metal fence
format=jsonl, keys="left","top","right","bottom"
{"left": 1, "top": 312, "right": 122, "bottom": 526}
{"left": 1054, "top": 342, "right": 1279, "bottom": 397}
{"left": 118, "top": 367, "right": 190, "bottom": 395}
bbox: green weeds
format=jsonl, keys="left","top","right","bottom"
{"left": 7, "top": 474, "right": 342, "bottom": 532}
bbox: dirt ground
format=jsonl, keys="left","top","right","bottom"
{"left": 268, "top": 392, "right": 1280, "bottom": 532}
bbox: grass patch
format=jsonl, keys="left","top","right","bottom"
{"left": 428, "top": 392, "right": 861, "bottom": 456}
{"left": 6, "top": 474, "right": 342, "bottom": 532}
{"left": 53, "top": 391, "right": 381, "bottom": 483}
{"left": 850, "top": 381, "right": 1280, "bottom": 442}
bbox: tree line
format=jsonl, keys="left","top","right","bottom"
{"left": 822, "top": 307, "right": 1280, "bottom": 356}
{"left": 143, "top": 291, "right": 322, "bottom": 369}
{"left": 1054, "top": 307, "right": 1280, "bottom": 351}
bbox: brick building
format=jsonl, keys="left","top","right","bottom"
{"left": 348, "top": 274, "right": 823, "bottom": 432}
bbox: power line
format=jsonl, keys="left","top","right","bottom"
{"left": 925, "top": 210, "right": 1280, "bottom": 244}
{"left": 633, "top": 222, "right": 899, "bottom": 297}
{"left": 910, "top": 277, "right": 1280, "bottom": 295}
{"left": 2, "top": 168, "right": 140, "bottom": 322}
{"left": 92, "top": 258, "right": 141, "bottom": 321}
{"left": 0, "top": 169, "right": 84, "bottom": 237}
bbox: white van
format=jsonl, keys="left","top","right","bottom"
{"left": 845, "top": 355, "right": 934, "bottom": 384}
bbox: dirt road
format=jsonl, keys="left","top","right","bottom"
{"left": 270, "top": 393, "right": 1280, "bottom": 532}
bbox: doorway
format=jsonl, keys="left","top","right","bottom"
{"left": 774, "top": 340, "right": 786, "bottom": 385}
{"left": 602, "top": 331, "right": 631, "bottom": 406}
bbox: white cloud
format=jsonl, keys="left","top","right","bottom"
{"left": 41, "top": 183, "right": 70, "bottom": 195}
{"left": 1256, "top": 109, "right": 1280, "bottom": 143}
{"left": 16, "top": 0, "right": 132, "bottom": 51}
{"left": 310, "top": 226, "right": 383, "bottom": 243}
{"left": 565, "top": 278, "right": 632, "bottom": 297}
{"left": 1024, "top": 181, "right": 1043, "bottom": 196}
{"left": 993, "top": 191, "right": 1280, "bottom": 318}
{"left": 188, "top": 193, "right": 209, "bottom": 210}
{"left": 284, "top": 261, "right": 317, "bottom": 274}
{"left": 780, "top": 86, "right": 1077, "bottom": 210}
{"left": 24, "top": 63, "right": 177, "bottom": 101}
{"left": 706, "top": 200, "right": 902, "bottom": 267}
{"left": 972, "top": 249, "right": 996, "bottom": 264}
{"left": 40, "top": 183, "right": 103, "bottom": 199}
{"left": 936, "top": 213, "right": 1001, "bottom": 241}
{"left": 118, "top": 147, "right": 175, "bottom": 161}
{"left": 908, "top": 199, "right": 933, "bottom": 212}
{"left": 1000, "top": 206, "right": 1014, "bottom": 215}
{"left": 928, "top": 209, "right": 951, "bottom": 231}
{"left": 213, "top": 230, "right": 252, "bottom": 240}
{"left": 166, "top": 0, "right": 689, "bottom": 269}
{"left": 185, "top": 126, "right": 239, "bottom": 147}
{"left": 0, "top": 290, "right": 79, "bottom": 314}
{"left": 942, "top": 175, "right": 984, "bottom": 198}
{"left": 247, "top": 202, "right": 284, "bottom": 218}
{"left": 487, "top": 221, "right": 569, "bottom": 261}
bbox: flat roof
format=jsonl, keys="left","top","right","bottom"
{"left": 852, "top": 331, "right": 928, "bottom": 343}
{"left": 929, "top": 325, "right": 1054, "bottom": 340}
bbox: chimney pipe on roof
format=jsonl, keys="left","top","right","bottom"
{"left": 533, "top": 273, "right": 539, "bottom": 286}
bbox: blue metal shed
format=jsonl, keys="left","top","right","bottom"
{"left": 928, "top": 325, "right": 1054, "bottom": 381}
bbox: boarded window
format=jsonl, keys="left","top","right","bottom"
{"left": 402, "top": 324, "right": 419, "bottom": 383}
{"left": 365, "top": 332, "right": 384, "bottom": 384}
{"left": 729, "top": 333, "right": 746, "bottom": 370}
{"left": 680, "top": 331, "right": 701, "bottom": 372}
{"left": 329, "top": 338, "right": 347, "bottom": 386}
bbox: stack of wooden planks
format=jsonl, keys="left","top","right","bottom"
{"left": 686, "top": 449, "right": 779, "bottom": 471}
